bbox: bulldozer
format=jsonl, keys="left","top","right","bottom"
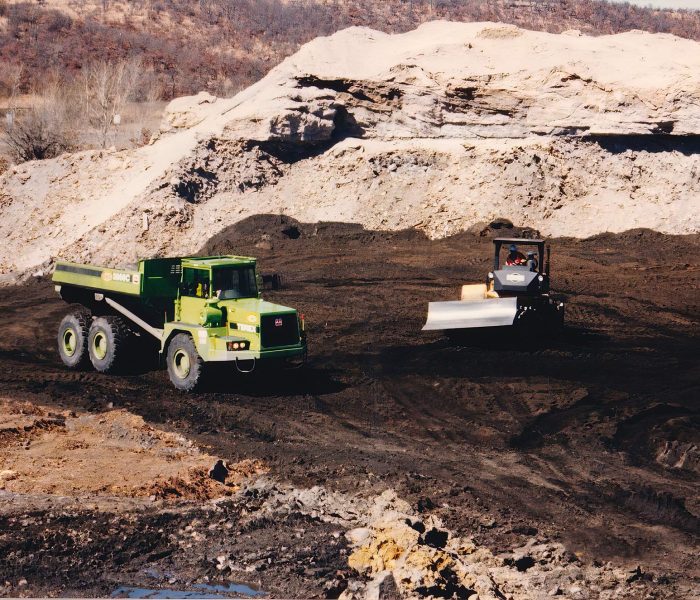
{"left": 423, "top": 238, "right": 564, "bottom": 333}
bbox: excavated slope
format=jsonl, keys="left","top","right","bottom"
{"left": 1, "top": 21, "right": 700, "bottom": 278}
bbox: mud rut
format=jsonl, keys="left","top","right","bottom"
{"left": 0, "top": 218, "right": 698, "bottom": 598}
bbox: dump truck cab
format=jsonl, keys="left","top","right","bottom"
{"left": 167, "top": 256, "right": 305, "bottom": 364}
{"left": 52, "top": 255, "right": 307, "bottom": 391}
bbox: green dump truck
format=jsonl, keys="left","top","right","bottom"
{"left": 52, "top": 256, "right": 307, "bottom": 391}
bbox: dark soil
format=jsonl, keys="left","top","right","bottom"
{"left": 0, "top": 217, "right": 698, "bottom": 598}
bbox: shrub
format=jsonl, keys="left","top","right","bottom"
{"left": 3, "top": 94, "right": 72, "bottom": 162}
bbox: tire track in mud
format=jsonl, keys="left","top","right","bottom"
{"left": 0, "top": 370, "right": 109, "bottom": 385}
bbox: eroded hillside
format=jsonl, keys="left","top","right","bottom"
{"left": 1, "top": 22, "right": 699, "bottom": 280}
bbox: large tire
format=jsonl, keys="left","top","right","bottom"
{"left": 166, "top": 333, "right": 204, "bottom": 392}
{"left": 57, "top": 308, "right": 92, "bottom": 369}
{"left": 88, "top": 316, "right": 132, "bottom": 373}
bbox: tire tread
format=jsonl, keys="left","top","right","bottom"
{"left": 88, "top": 315, "right": 133, "bottom": 373}
{"left": 57, "top": 307, "right": 92, "bottom": 370}
{"left": 166, "top": 333, "right": 204, "bottom": 392}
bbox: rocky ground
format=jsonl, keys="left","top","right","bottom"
{"left": 0, "top": 219, "right": 697, "bottom": 598}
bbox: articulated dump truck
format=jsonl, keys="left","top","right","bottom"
{"left": 52, "top": 256, "right": 307, "bottom": 391}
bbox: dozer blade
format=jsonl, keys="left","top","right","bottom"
{"left": 422, "top": 297, "right": 519, "bottom": 331}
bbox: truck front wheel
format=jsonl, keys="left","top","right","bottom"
{"left": 58, "top": 308, "right": 91, "bottom": 369}
{"left": 167, "top": 333, "right": 203, "bottom": 392}
{"left": 88, "top": 316, "right": 131, "bottom": 373}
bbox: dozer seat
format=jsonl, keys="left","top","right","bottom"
{"left": 460, "top": 284, "right": 486, "bottom": 301}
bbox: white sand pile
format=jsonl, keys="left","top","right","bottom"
{"left": 1, "top": 21, "right": 699, "bottom": 280}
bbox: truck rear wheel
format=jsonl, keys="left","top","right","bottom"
{"left": 58, "top": 308, "right": 91, "bottom": 369}
{"left": 88, "top": 316, "right": 131, "bottom": 373}
{"left": 167, "top": 333, "right": 203, "bottom": 392}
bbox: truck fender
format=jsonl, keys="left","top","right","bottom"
{"left": 162, "top": 329, "right": 190, "bottom": 354}
{"left": 161, "top": 327, "right": 209, "bottom": 358}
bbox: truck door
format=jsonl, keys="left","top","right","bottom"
{"left": 177, "top": 267, "right": 210, "bottom": 323}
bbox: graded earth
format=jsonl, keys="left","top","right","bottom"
{"left": 0, "top": 220, "right": 698, "bottom": 598}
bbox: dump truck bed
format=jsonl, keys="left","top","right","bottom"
{"left": 53, "top": 258, "right": 183, "bottom": 299}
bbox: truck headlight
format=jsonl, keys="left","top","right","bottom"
{"left": 227, "top": 341, "right": 249, "bottom": 351}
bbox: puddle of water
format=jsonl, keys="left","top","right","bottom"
{"left": 111, "top": 588, "right": 215, "bottom": 599}
{"left": 192, "top": 583, "right": 265, "bottom": 596}
{"left": 111, "top": 581, "right": 266, "bottom": 599}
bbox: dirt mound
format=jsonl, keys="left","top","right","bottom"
{"left": 2, "top": 23, "right": 700, "bottom": 281}
{"left": 143, "top": 460, "right": 269, "bottom": 502}
{"left": 0, "top": 399, "right": 264, "bottom": 500}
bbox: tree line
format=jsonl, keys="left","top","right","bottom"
{"left": 2, "top": 0, "right": 700, "bottom": 163}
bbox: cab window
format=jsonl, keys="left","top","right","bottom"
{"left": 181, "top": 268, "right": 210, "bottom": 298}
{"left": 212, "top": 266, "right": 258, "bottom": 300}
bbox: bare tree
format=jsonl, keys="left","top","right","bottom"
{"left": 81, "top": 58, "right": 142, "bottom": 148}
{"left": 7, "top": 63, "right": 24, "bottom": 107}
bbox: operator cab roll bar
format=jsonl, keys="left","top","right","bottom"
{"left": 493, "top": 238, "right": 547, "bottom": 275}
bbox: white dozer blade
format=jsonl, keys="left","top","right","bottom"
{"left": 422, "top": 297, "right": 519, "bottom": 331}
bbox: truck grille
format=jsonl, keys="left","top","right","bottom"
{"left": 260, "top": 313, "right": 299, "bottom": 348}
